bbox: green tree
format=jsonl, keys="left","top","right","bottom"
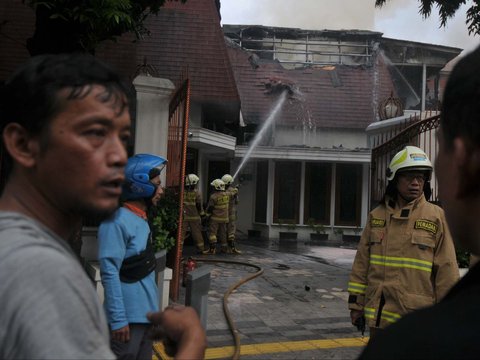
{"left": 375, "top": 0, "right": 480, "bottom": 36}
{"left": 23, "top": 0, "right": 186, "bottom": 55}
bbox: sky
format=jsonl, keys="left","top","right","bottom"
{"left": 220, "top": 0, "right": 479, "bottom": 56}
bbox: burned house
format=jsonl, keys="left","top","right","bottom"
{"left": 222, "top": 25, "right": 459, "bottom": 239}
{"left": 0, "top": 1, "right": 461, "bottom": 240}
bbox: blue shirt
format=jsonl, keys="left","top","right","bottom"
{"left": 98, "top": 207, "right": 159, "bottom": 330}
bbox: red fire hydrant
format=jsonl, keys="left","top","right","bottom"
{"left": 182, "top": 257, "right": 197, "bottom": 287}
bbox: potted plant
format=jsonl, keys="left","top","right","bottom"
{"left": 333, "top": 228, "right": 344, "bottom": 241}
{"left": 148, "top": 188, "right": 179, "bottom": 270}
{"left": 306, "top": 218, "right": 328, "bottom": 241}
{"left": 343, "top": 226, "right": 362, "bottom": 243}
{"left": 278, "top": 219, "right": 298, "bottom": 240}
{"left": 456, "top": 246, "right": 470, "bottom": 277}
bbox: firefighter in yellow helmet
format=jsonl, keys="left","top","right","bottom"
{"left": 203, "top": 179, "right": 229, "bottom": 254}
{"left": 348, "top": 146, "right": 459, "bottom": 338}
{"left": 222, "top": 174, "right": 242, "bottom": 254}
{"left": 182, "top": 174, "right": 206, "bottom": 253}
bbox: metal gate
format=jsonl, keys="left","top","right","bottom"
{"left": 166, "top": 78, "right": 190, "bottom": 301}
{"left": 370, "top": 113, "right": 440, "bottom": 208}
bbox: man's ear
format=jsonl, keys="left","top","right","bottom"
{"left": 455, "top": 137, "right": 480, "bottom": 198}
{"left": 2, "top": 123, "right": 39, "bottom": 168}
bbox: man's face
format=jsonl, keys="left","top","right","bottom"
{"left": 36, "top": 85, "right": 131, "bottom": 219}
{"left": 151, "top": 179, "right": 164, "bottom": 206}
{"left": 435, "top": 128, "right": 471, "bottom": 251}
{"left": 396, "top": 171, "right": 426, "bottom": 203}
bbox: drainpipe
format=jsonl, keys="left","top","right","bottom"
{"left": 421, "top": 63, "right": 427, "bottom": 112}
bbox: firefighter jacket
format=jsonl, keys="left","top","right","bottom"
{"left": 183, "top": 189, "right": 205, "bottom": 222}
{"left": 348, "top": 193, "right": 459, "bottom": 329}
{"left": 206, "top": 191, "right": 229, "bottom": 223}
{"left": 225, "top": 185, "right": 238, "bottom": 221}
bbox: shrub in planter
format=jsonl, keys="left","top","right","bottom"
{"left": 456, "top": 247, "right": 470, "bottom": 269}
{"left": 306, "top": 218, "right": 328, "bottom": 241}
{"left": 278, "top": 219, "right": 298, "bottom": 240}
{"left": 333, "top": 228, "right": 344, "bottom": 240}
{"left": 148, "top": 188, "right": 178, "bottom": 252}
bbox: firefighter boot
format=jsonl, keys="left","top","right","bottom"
{"left": 228, "top": 241, "right": 242, "bottom": 254}
{"left": 202, "top": 244, "right": 216, "bottom": 255}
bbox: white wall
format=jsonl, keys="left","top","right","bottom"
{"left": 274, "top": 126, "right": 368, "bottom": 149}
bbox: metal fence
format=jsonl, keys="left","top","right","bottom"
{"left": 166, "top": 78, "right": 190, "bottom": 300}
{"left": 370, "top": 112, "right": 440, "bottom": 208}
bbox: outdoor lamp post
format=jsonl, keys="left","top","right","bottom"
{"left": 378, "top": 91, "right": 403, "bottom": 120}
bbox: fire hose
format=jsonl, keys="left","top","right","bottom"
{"left": 192, "top": 257, "right": 264, "bottom": 360}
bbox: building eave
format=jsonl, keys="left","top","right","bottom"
{"left": 235, "top": 145, "right": 371, "bottom": 162}
{"left": 188, "top": 126, "right": 236, "bottom": 153}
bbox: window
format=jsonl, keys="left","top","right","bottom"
{"left": 304, "top": 163, "right": 331, "bottom": 224}
{"left": 335, "top": 164, "right": 362, "bottom": 226}
{"left": 254, "top": 161, "right": 268, "bottom": 223}
{"left": 273, "top": 162, "right": 300, "bottom": 223}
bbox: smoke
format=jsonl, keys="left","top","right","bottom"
{"left": 221, "top": 0, "right": 374, "bottom": 30}
{"left": 220, "top": 0, "right": 478, "bottom": 54}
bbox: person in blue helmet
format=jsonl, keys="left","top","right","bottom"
{"left": 98, "top": 153, "right": 167, "bottom": 359}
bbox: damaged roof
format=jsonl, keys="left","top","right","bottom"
{"left": 226, "top": 40, "right": 394, "bottom": 129}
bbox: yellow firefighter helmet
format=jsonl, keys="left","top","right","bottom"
{"left": 386, "top": 146, "right": 433, "bottom": 181}
{"left": 210, "top": 179, "right": 225, "bottom": 191}
{"left": 221, "top": 174, "right": 234, "bottom": 185}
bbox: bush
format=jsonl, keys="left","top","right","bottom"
{"left": 456, "top": 247, "right": 470, "bottom": 268}
{"left": 306, "top": 218, "right": 326, "bottom": 234}
{"left": 148, "top": 188, "right": 179, "bottom": 252}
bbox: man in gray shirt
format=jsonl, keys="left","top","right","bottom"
{"left": 0, "top": 54, "right": 206, "bottom": 359}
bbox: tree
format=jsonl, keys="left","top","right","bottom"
{"left": 24, "top": 0, "right": 186, "bottom": 55}
{"left": 375, "top": 0, "right": 480, "bottom": 36}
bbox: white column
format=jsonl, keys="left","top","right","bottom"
{"left": 421, "top": 63, "right": 427, "bottom": 112}
{"left": 133, "top": 75, "right": 175, "bottom": 185}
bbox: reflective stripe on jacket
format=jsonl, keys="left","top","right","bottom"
{"left": 183, "top": 190, "right": 204, "bottom": 222}
{"left": 207, "top": 191, "right": 229, "bottom": 223}
{"left": 348, "top": 194, "right": 459, "bottom": 329}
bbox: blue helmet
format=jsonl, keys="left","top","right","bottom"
{"left": 123, "top": 154, "right": 167, "bottom": 200}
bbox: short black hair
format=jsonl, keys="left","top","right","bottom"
{"left": 0, "top": 53, "right": 132, "bottom": 183}
{"left": 441, "top": 45, "right": 480, "bottom": 149}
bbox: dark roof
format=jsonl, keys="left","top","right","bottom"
{"left": 0, "top": 1, "right": 240, "bottom": 108}
{"left": 96, "top": 0, "right": 239, "bottom": 105}
{"left": 227, "top": 41, "right": 394, "bottom": 129}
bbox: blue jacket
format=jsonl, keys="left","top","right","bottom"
{"left": 98, "top": 207, "right": 159, "bottom": 330}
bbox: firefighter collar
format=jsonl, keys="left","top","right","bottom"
{"left": 388, "top": 194, "right": 426, "bottom": 219}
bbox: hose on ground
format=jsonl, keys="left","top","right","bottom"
{"left": 192, "top": 258, "right": 264, "bottom": 360}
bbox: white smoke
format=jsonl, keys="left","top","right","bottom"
{"left": 220, "top": 0, "right": 478, "bottom": 54}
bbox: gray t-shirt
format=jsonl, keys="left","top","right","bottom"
{"left": 0, "top": 212, "right": 115, "bottom": 359}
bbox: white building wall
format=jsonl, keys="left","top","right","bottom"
{"left": 274, "top": 126, "right": 368, "bottom": 149}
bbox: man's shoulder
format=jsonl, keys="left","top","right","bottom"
{"left": 415, "top": 200, "right": 446, "bottom": 220}
{"left": 100, "top": 207, "right": 138, "bottom": 225}
{"left": 0, "top": 212, "right": 69, "bottom": 256}
{"left": 369, "top": 204, "right": 387, "bottom": 217}
{"left": 361, "top": 281, "right": 480, "bottom": 359}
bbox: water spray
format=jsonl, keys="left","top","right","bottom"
{"left": 232, "top": 90, "right": 288, "bottom": 181}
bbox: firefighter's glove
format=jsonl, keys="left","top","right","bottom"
{"left": 351, "top": 310, "right": 366, "bottom": 336}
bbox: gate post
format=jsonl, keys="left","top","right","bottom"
{"left": 132, "top": 75, "right": 174, "bottom": 185}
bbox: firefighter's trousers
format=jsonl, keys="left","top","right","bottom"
{"left": 227, "top": 220, "right": 236, "bottom": 241}
{"left": 183, "top": 220, "right": 205, "bottom": 251}
{"left": 208, "top": 221, "right": 227, "bottom": 246}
